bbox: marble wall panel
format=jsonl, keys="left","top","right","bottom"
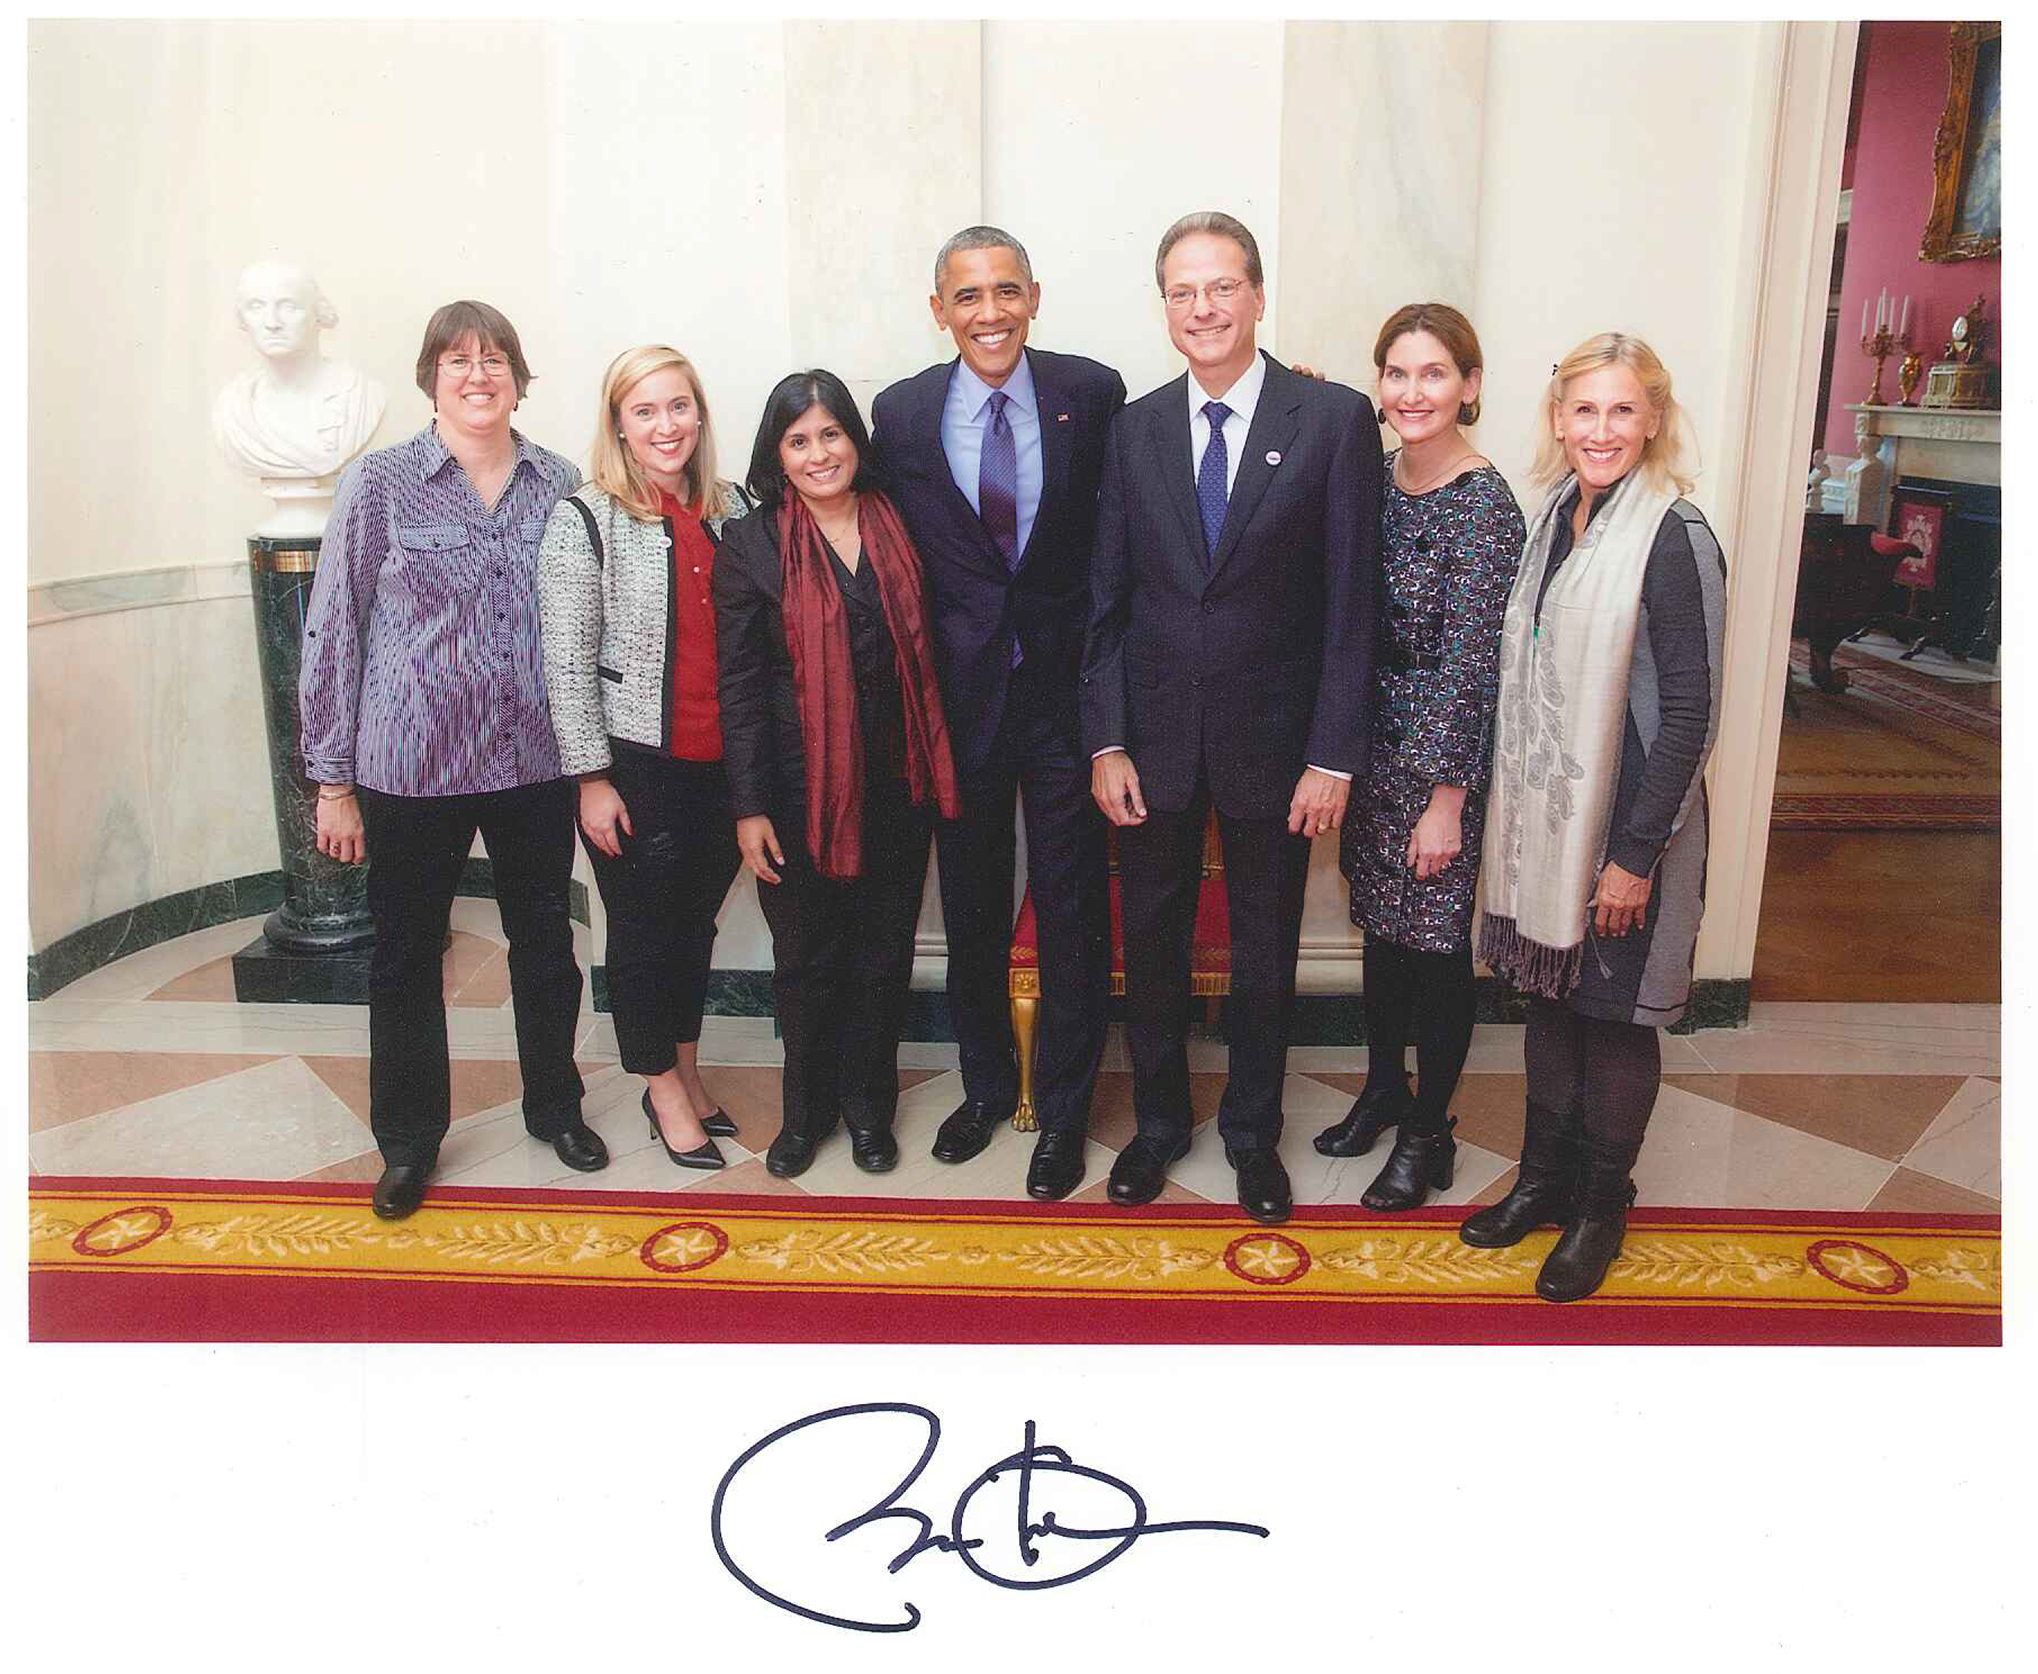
{"left": 135, "top": 593, "right": 277, "bottom": 904}
{"left": 27, "top": 610, "right": 155, "bottom": 949}
{"left": 782, "top": 20, "right": 984, "bottom": 420}
{"left": 1276, "top": 22, "right": 1489, "bottom": 383}
{"left": 981, "top": 21, "right": 1287, "bottom": 402}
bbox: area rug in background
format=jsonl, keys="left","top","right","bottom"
{"left": 1776, "top": 643, "right": 1999, "bottom": 830}
{"left": 28, "top": 1177, "right": 2000, "bottom": 1347}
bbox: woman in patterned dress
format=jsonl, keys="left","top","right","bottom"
{"left": 1317, "top": 304, "right": 1525, "bottom": 1210}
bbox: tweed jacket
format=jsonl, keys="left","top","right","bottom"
{"left": 537, "top": 479, "right": 753, "bottom": 775}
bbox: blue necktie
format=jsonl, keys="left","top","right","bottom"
{"left": 979, "top": 389, "right": 1019, "bottom": 570}
{"left": 1196, "top": 400, "right": 1232, "bottom": 563}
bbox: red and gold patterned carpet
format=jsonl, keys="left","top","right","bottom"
{"left": 29, "top": 1177, "right": 2001, "bottom": 1346}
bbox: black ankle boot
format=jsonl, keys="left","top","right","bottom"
{"left": 1360, "top": 1115, "right": 1456, "bottom": 1211}
{"left": 1535, "top": 1139, "right": 1639, "bottom": 1303}
{"left": 1314, "top": 1073, "right": 1413, "bottom": 1157}
{"left": 1460, "top": 1099, "right": 1580, "bottom": 1248}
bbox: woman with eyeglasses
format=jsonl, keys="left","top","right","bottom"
{"left": 300, "top": 300, "right": 602, "bottom": 1223}
{"left": 537, "top": 346, "right": 752, "bottom": 1172}
{"left": 713, "top": 369, "right": 961, "bottom": 1179}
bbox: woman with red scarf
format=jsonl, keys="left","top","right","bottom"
{"left": 714, "top": 370, "right": 961, "bottom": 1179}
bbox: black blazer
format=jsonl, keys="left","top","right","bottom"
{"left": 1080, "top": 352, "right": 1384, "bottom": 820}
{"left": 713, "top": 507, "right": 813, "bottom": 825}
{"left": 872, "top": 347, "right": 1126, "bottom": 775}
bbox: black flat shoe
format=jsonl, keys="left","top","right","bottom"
{"left": 847, "top": 1125, "right": 899, "bottom": 1173}
{"left": 931, "top": 1099, "right": 1011, "bottom": 1164}
{"left": 642, "top": 1091, "right": 725, "bottom": 1172}
{"left": 538, "top": 1119, "right": 611, "bottom": 1174}
{"left": 1107, "top": 1133, "right": 1190, "bottom": 1206}
{"left": 1360, "top": 1119, "right": 1457, "bottom": 1211}
{"left": 372, "top": 1162, "right": 433, "bottom": 1221}
{"left": 765, "top": 1127, "right": 821, "bottom": 1178}
{"left": 1227, "top": 1147, "right": 1293, "bottom": 1225}
{"left": 1314, "top": 1077, "right": 1414, "bottom": 1157}
{"left": 701, "top": 1108, "right": 739, "bottom": 1138}
{"left": 1026, "top": 1129, "right": 1088, "bottom": 1201}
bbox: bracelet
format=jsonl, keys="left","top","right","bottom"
{"left": 317, "top": 788, "right": 355, "bottom": 801}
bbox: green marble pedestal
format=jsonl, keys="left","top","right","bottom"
{"left": 232, "top": 535, "right": 376, "bottom": 1002}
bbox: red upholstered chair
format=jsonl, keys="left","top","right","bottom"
{"left": 1005, "top": 813, "right": 1229, "bottom": 1131}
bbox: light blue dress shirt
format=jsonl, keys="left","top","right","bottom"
{"left": 942, "top": 353, "right": 1043, "bottom": 561}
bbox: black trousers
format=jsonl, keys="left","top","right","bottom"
{"left": 581, "top": 747, "right": 741, "bottom": 1074}
{"left": 757, "top": 776, "right": 933, "bottom": 1138}
{"left": 1118, "top": 778, "right": 1312, "bottom": 1152}
{"left": 935, "top": 675, "right": 1109, "bottom": 1133}
{"left": 357, "top": 779, "right": 585, "bottom": 1167}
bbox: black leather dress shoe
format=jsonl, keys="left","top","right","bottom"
{"left": 1026, "top": 1129, "right": 1088, "bottom": 1201}
{"left": 701, "top": 1108, "right": 739, "bottom": 1138}
{"left": 931, "top": 1100, "right": 1011, "bottom": 1163}
{"left": 539, "top": 1119, "right": 610, "bottom": 1173}
{"left": 372, "top": 1162, "right": 433, "bottom": 1221}
{"left": 1228, "top": 1148, "right": 1294, "bottom": 1225}
{"left": 1107, "top": 1133, "right": 1190, "bottom": 1205}
{"left": 765, "top": 1127, "right": 822, "bottom": 1178}
{"left": 847, "top": 1125, "right": 899, "bottom": 1173}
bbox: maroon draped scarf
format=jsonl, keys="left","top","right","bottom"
{"left": 777, "top": 489, "right": 960, "bottom": 880}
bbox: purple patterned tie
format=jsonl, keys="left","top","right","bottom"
{"left": 979, "top": 388, "right": 1019, "bottom": 570}
{"left": 1196, "top": 400, "right": 1232, "bottom": 565}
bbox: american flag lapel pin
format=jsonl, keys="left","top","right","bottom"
{"left": 1057, "top": 412, "right": 1071, "bottom": 422}
{"left": 1266, "top": 450, "right": 1282, "bottom": 465}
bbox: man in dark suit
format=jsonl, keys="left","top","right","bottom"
{"left": 1082, "top": 210, "right": 1382, "bottom": 1224}
{"left": 872, "top": 227, "right": 1125, "bottom": 1200}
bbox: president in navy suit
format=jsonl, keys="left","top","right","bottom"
{"left": 1082, "top": 211, "right": 1382, "bottom": 1223}
{"left": 871, "top": 226, "right": 1125, "bottom": 1200}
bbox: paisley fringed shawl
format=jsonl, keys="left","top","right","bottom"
{"left": 1478, "top": 471, "right": 1677, "bottom": 997}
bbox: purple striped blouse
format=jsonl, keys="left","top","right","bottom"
{"left": 299, "top": 423, "right": 581, "bottom": 796}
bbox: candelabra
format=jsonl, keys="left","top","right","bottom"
{"left": 1861, "top": 323, "right": 1908, "bottom": 406}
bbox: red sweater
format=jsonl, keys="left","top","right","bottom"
{"left": 661, "top": 489, "right": 722, "bottom": 761}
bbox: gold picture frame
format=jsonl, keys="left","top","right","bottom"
{"left": 1920, "top": 21, "right": 2002, "bottom": 263}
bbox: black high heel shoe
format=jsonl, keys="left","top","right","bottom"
{"left": 643, "top": 1090, "right": 726, "bottom": 1171}
{"left": 1360, "top": 1117, "right": 1456, "bottom": 1211}
{"left": 1314, "top": 1076, "right": 1414, "bottom": 1157}
{"left": 701, "top": 1109, "right": 738, "bottom": 1138}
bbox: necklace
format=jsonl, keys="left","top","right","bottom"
{"left": 1396, "top": 447, "right": 1478, "bottom": 497}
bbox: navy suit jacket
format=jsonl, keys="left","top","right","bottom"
{"left": 872, "top": 347, "right": 1126, "bottom": 775}
{"left": 1080, "top": 352, "right": 1384, "bottom": 820}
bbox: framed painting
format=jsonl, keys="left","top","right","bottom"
{"left": 1920, "top": 21, "right": 2001, "bottom": 262}
{"left": 1888, "top": 484, "right": 1953, "bottom": 590}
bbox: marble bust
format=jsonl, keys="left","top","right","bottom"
{"left": 213, "top": 260, "right": 386, "bottom": 535}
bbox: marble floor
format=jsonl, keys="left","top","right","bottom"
{"left": 26, "top": 904, "right": 2002, "bottom": 1218}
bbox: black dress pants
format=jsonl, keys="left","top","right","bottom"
{"left": 357, "top": 779, "right": 585, "bottom": 1167}
{"left": 935, "top": 674, "right": 1109, "bottom": 1132}
{"left": 757, "top": 775, "right": 933, "bottom": 1138}
{"left": 581, "top": 746, "right": 741, "bottom": 1074}
{"left": 1117, "top": 779, "right": 1312, "bottom": 1152}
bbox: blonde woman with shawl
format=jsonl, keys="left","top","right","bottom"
{"left": 1462, "top": 334, "right": 1726, "bottom": 1303}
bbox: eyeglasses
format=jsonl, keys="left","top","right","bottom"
{"left": 1163, "top": 278, "right": 1252, "bottom": 311}
{"left": 440, "top": 354, "right": 512, "bottom": 380}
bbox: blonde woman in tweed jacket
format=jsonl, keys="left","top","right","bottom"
{"left": 538, "top": 345, "right": 754, "bottom": 1171}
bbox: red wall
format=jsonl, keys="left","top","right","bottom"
{"left": 1823, "top": 20, "right": 2002, "bottom": 465}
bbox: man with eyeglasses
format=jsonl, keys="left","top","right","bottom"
{"left": 1081, "top": 210, "right": 1383, "bottom": 1223}
{"left": 871, "top": 226, "right": 1124, "bottom": 1201}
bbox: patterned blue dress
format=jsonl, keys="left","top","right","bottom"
{"left": 1340, "top": 457, "right": 1525, "bottom": 952}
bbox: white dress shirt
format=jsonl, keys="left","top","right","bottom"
{"left": 1187, "top": 348, "right": 1267, "bottom": 497}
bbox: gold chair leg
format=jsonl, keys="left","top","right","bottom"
{"left": 1010, "top": 993, "right": 1039, "bottom": 1132}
